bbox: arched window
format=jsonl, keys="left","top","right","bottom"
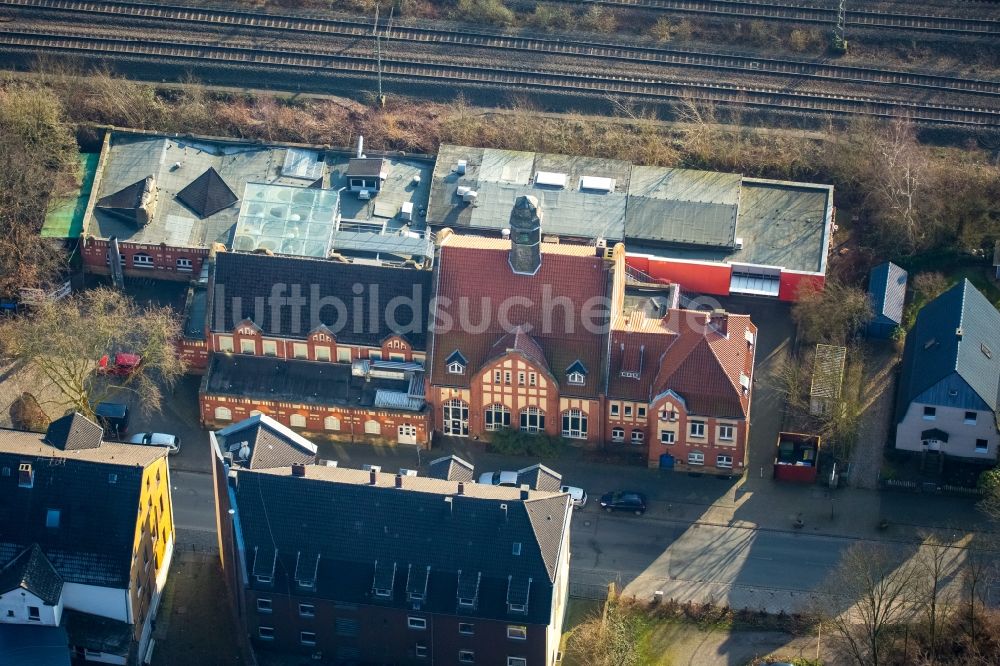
{"left": 561, "top": 409, "right": 587, "bottom": 439}
{"left": 519, "top": 407, "right": 545, "bottom": 434}
{"left": 443, "top": 399, "right": 469, "bottom": 437}
{"left": 631, "top": 429, "right": 644, "bottom": 444}
{"left": 364, "top": 420, "right": 381, "bottom": 435}
{"left": 214, "top": 406, "right": 232, "bottom": 421}
{"left": 611, "top": 427, "right": 625, "bottom": 442}
{"left": 324, "top": 416, "right": 341, "bottom": 431}
{"left": 290, "top": 414, "right": 307, "bottom": 428}
{"left": 484, "top": 404, "right": 510, "bottom": 431}
{"left": 249, "top": 410, "right": 263, "bottom": 418}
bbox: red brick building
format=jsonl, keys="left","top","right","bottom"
{"left": 429, "top": 196, "right": 757, "bottom": 475}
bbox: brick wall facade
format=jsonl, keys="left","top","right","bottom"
{"left": 82, "top": 238, "right": 209, "bottom": 281}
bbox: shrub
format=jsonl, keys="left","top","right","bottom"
{"left": 487, "top": 428, "right": 566, "bottom": 458}
{"left": 977, "top": 467, "right": 1000, "bottom": 492}
{"left": 454, "top": 0, "right": 514, "bottom": 26}
{"left": 9, "top": 393, "right": 50, "bottom": 432}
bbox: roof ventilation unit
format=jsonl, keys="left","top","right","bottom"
{"left": 579, "top": 176, "right": 615, "bottom": 193}
{"left": 462, "top": 190, "right": 478, "bottom": 204}
{"left": 734, "top": 237, "right": 744, "bottom": 249}
{"left": 456, "top": 159, "right": 467, "bottom": 176}
{"left": 535, "top": 171, "right": 567, "bottom": 188}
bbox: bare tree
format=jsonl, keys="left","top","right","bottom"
{"left": 792, "top": 279, "right": 873, "bottom": 346}
{"left": 960, "top": 538, "right": 996, "bottom": 649}
{"left": 819, "top": 542, "right": 918, "bottom": 666}
{"left": 914, "top": 534, "right": 960, "bottom": 661}
{"left": 0, "top": 288, "right": 185, "bottom": 419}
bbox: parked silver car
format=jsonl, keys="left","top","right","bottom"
{"left": 128, "top": 432, "right": 181, "bottom": 455}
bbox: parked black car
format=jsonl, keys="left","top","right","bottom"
{"left": 599, "top": 491, "right": 647, "bottom": 515}
{"left": 95, "top": 402, "right": 130, "bottom": 440}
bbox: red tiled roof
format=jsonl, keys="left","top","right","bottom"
{"left": 488, "top": 327, "right": 550, "bottom": 373}
{"left": 430, "top": 239, "right": 609, "bottom": 397}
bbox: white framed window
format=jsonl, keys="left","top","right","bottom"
{"left": 290, "top": 414, "right": 307, "bottom": 428}
{"left": 390, "top": 353, "right": 406, "bottom": 362}
{"left": 258, "top": 626, "right": 274, "bottom": 640}
{"left": 218, "top": 336, "right": 234, "bottom": 353}
{"left": 315, "top": 346, "right": 331, "bottom": 362}
{"left": 507, "top": 625, "right": 527, "bottom": 640}
{"left": 413, "top": 353, "right": 426, "bottom": 366}
{"left": 528, "top": 372, "right": 537, "bottom": 386}
{"left": 370, "top": 351, "right": 382, "bottom": 361}
{"left": 504, "top": 370, "right": 512, "bottom": 385}
{"left": 637, "top": 406, "right": 647, "bottom": 418}
{"left": 133, "top": 253, "right": 154, "bottom": 268}
{"left": 249, "top": 410, "right": 263, "bottom": 418}
{"left": 718, "top": 425, "right": 735, "bottom": 441}
{"left": 561, "top": 409, "right": 588, "bottom": 439}
{"left": 976, "top": 439, "right": 989, "bottom": 453}
{"left": 459, "top": 623, "right": 474, "bottom": 635}
{"left": 611, "top": 427, "right": 625, "bottom": 442}
{"left": 624, "top": 405, "right": 633, "bottom": 418}
{"left": 519, "top": 407, "right": 545, "bottom": 434}
{"left": 459, "top": 650, "right": 475, "bottom": 663}
{"left": 300, "top": 631, "right": 316, "bottom": 646}
{"left": 690, "top": 421, "right": 706, "bottom": 438}
{"left": 965, "top": 411, "right": 978, "bottom": 425}
{"left": 923, "top": 406, "right": 936, "bottom": 420}
{"left": 337, "top": 347, "right": 352, "bottom": 363}
{"left": 293, "top": 343, "right": 309, "bottom": 360}
{"left": 494, "top": 369, "right": 502, "bottom": 384}
{"left": 631, "top": 429, "right": 644, "bottom": 444}
{"left": 262, "top": 340, "right": 277, "bottom": 357}
{"left": 176, "top": 257, "right": 193, "bottom": 272}
{"left": 408, "top": 617, "right": 427, "bottom": 630}
{"left": 443, "top": 399, "right": 469, "bottom": 437}
{"left": 324, "top": 415, "right": 340, "bottom": 431}
{"left": 299, "top": 603, "right": 315, "bottom": 617}
{"left": 518, "top": 372, "right": 526, "bottom": 385}
{"left": 447, "top": 361, "right": 465, "bottom": 375}
{"left": 240, "top": 339, "right": 255, "bottom": 355}
{"left": 689, "top": 451, "right": 705, "bottom": 466}
{"left": 485, "top": 404, "right": 511, "bottom": 431}
{"left": 415, "top": 644, "right": 428, "bottom": 658}
{"left": 256, "top": 598, "right": 272, "bottom": 613}
{"left": 717, "top": 454, "right": 733, "bottom": 469}
{"left": 660, "top": 430, "right": 675, "bottom": 444}
{"left": 508, "top": 658, "right": 527, "bottom": 666}
{"left": 610, "top": 403, "right": 620, "bottom": 417}
{"left": 364, "top": 420, "right": 381, "bottom": 435}
{"left": 567, "top": 371, "right": 585, "bottom": 385}
{"left": 214, "top": 406, "right": 232, "bottom": 421}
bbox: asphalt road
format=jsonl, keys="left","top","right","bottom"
{"left": 171, "top": 469, "right": 216, "bottom": 533}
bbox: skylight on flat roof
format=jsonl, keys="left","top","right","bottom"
{"left": 232, "top": 182, "right": 339, "bottom": 258}
{"left": 534, "top": 171, "right": 567, "bottom": 188}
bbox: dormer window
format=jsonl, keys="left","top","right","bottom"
{"left": 374, "top": 587, "right": 392, "bottom": 598}
{"left": 445, "top": 350, "right": 467, "bottom": 375}
{"left": 565, "top": 360, "right": 588, "bottom": 386}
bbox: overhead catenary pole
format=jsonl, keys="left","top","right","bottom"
{"left": 833, "top": 0, "right": 848, "bottom": 53}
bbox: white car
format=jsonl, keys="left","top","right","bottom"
{"left": 128, "top": 432, "right": 181, "bottom": 455}
{"left": 478, "top": 470, "right": 519, "bottom": 487}
{"left": 561, "top": 485, "right": 588, "bottom": 508}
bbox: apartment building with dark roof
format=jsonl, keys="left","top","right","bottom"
{"left": 210, "top": 416, "right": 572, "bottom": 666}
{"left": 0, "top": 414, "right": 175, "bottom": 665}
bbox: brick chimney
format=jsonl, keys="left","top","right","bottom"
{"left": 394, "top": 473, "right": 403, "bottom": 488}
{"left": 519, "top": 484, "right": 530, "bottom": 500}
{"left": 457, "top": 481, "right": 465, "bottom": 495}
{"left": 509, "top": 195, "right": 542, "bottom": 275}
{"left": 291, "top": 463, "right": 306, "bottom": 477}
{"left": 369, "top": 469, "right": 378, "bottom": 485}
{"left": 709, "top": 308, "right": 729, "bottom": 337}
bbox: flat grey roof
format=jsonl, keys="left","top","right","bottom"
{"left": 84, "top": 133, "right": 325, "bottom": 248}
{"left": 427, "top": 145, "right": 629, "bottom": 241}
{"left": 328, "top": 154, "right": 433, "bottom": 229}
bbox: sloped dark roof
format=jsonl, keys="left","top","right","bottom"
{"left": 0, "top": 544, "right": 63, "bottom": 605}
{"left": 175, "top": 167, "right": 238, "bottom": 218}
{"left": 0, "top": 624, "right": 70, "bottom": 666}
{"left": 63, "top": 610, "right": 133, "bottom": 658}
{"left": 212, "top": 252, "right": 432, "bottom": 348}
{"left": 488, "top": 327, "right": 549, "bottom": 373}
{"left": 868, "top": 262, "right": 907, "bottom": 325}
{"left": 897, "top": 280, "right": 1000, "bottom": 420}
{"left": 214, "top": 414, "right": 317, "bottom": 470}
{"left": 565, "top": 359, "right": 588, "bottom": 376}
{"left": 426, "top": 455, "right": 474, "bottom": 482}
{"left": 234, "top": 467, "right": 570, "bottom": 624}
{"left": 517, "top": 464, "right": 562, "bottom": 492}
{"left": 346, "top": 158, "right": 387, "bottom": 178}
{"left": 94, "top": 176, "right": 152, "bottom": 225}
{"left": 444, "top": 350, "right": 467, "bottom": 367}
{"left": 44, "top": 413, "right": 103, "bottom": 451}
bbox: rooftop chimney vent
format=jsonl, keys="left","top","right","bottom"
{"left": 369, "top": 469, "right": 378, "bottom": 485}
{"left": 291, "top": 463, "right": 306, "bottom": 477}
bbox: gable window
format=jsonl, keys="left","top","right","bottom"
{"left": 507, "top": 625, "right": 527, "bottom": 640}
{"left": 718, "top": 425, "right": 735, "bottom": 441}
{"left": 519, "top": 407, "right": 545, "bottom": 434}
{"left": 315, "top": 346, "right": 331, "bottom": 362}
{"left": 923, "top": 406, "right": 936, "bottom": 420}
{"left": 240, "top": 339, "right": 255, "bottom": 355}
{"left": 262, "top": 340, "right": 277, "bottom": 357}
{"left": 214, "top": 406, "right": 232, "bottom": 421}
{"left": 293, "top": 343, "right": 309, "bottom": 360}
{"left": 443, "top": 399, "right": 470, "bottom": 437}
{"left": 28, "top": 606, "right": 40, "bottom": 621}
{"left": 611, "top": 427, "right": 625, "bottom": 442}
{"left": 256, "top": 599, "right": 272, "bottom": 613}
{"left": 689, "top": 421, "right": 706, "bottom": 438}
{"left": 485, "top": 404, "right": 511, "bottom": 431}
{"left": 717, "top": 454, "right": 733, "bottom": 469}
{"left": 176, "top": 257, "right": 193, "bottom": 272}
{"left": 567, "top": 371, "right": 585, "bottom": 385}
{"left": 965, "top": 411, "right": 977, "bottom": 425}
{"left": 408, "top": 617, "right": 427, "bottom": 630}
{"left": 459, "top": 623, "right": 474, "bottom": 635}
{"left": 631, "top": 429, "right": 644, "bottom": 444}
{"left": 494, "top": 370, "right": 502, "bottom": 384}
{"left": 300, "top": 631, "right": 316, "bottom": 646}
{"left": 218, "top": 336, "right": 234, "bottom": 353}
{"left": 976, "top": 439, "right": 989, "bottom": 453}
{"left": 689, "top": 451, "right": 705, "bottom": 466}
{"left": 299, "top": 603, "right": 315, "bottom": 617}
{"left": 518, "top": 372, "right": 526, "bottom": 385}
{"left": 660, "top": 430, "right": 675, "bottom": 445}
{"left": 528, "top": 373, "right": 537, "bottom": 386}
{"left": 459, "top": 651, "right": 475, "bottom": 664}
{"left": 561, "top": 409, "right": 588, "bottom": 439}
{"left": 132, "top": 253, "right": 154, "bottom": 268}
{"left": 324, "top": 415, "right": 341, "bottom": 431}
{"left": 258, "top": 626, "right": 274, "bottom": 640}
{"left": 504, "top": 371, "right": 512, "bottom": 385}
{"left": 448, "top": 360, "right": 466, "bottom": 375}
{"left": 290, "top": 414, "right": 307, "bottom": 428}
{"left": 610, "top": 403, "right": 620, "bottom": 417}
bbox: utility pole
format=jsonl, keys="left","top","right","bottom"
{"left": 372, "top": 4, "right": 392, "bottom": 107}
{"left": 832, "top": 0, "right": 848, "bottom": 54}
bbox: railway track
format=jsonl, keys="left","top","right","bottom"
{"left": 5, "top": 0, "right": 1000, "bottom": 99}
{"left": 0, "top": 30, "right": 996, "bottom": 126}
{"left": 567, "top": 0, "right": 1000, "bottom": 34}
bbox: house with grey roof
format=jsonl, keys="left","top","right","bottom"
{"left": 895, "top": 280, "right": 1000, "bottom": 463}
{"left": 867, "top": 262, "right": 908, "bottom": 339}
{"left": 0, "top": 415, "right": 176, "bottom": 665}
{"left": 210, "top": 416, "right": 572, "bottom": 666}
